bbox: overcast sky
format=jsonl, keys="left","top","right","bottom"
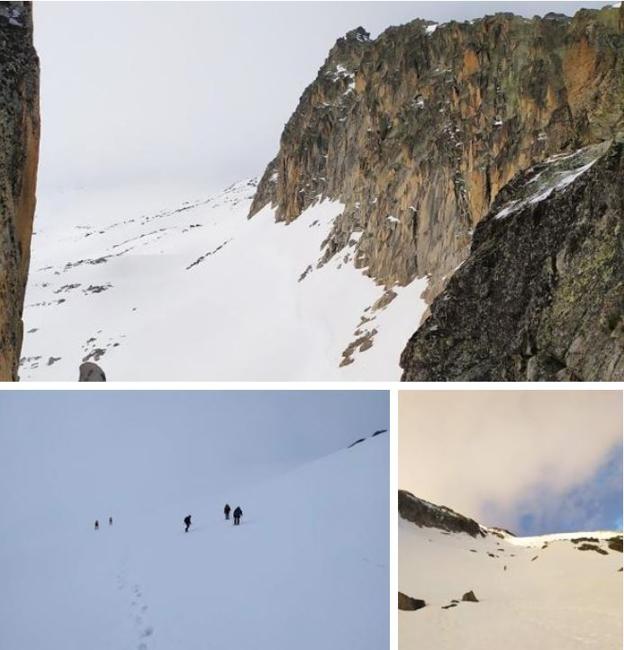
{"left": 34, "top": 1, "right": 610, "bottom": 194}
{"left": 0, "top": 390, "right": 388, "bottom": 534}
{"left": 399, "top": 390, "right": 623, "bottom": 535}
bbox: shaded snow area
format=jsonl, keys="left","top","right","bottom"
{"left": 494, "top": 141, "right": 610, "bottom": 220}
{"left": 22, "top": 181, "right": 427, "bottom": 380}
{"left": 400, "top": 514, "right": 623, "bottom": 650}
{"left": 0, "top": 435, "right": 388, "bottom": 650}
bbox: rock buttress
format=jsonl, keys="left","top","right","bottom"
{"left": 0, "top": 1, "right": 40, "bottom": 381}
{"left": 250, "top": 7, "right": 623, "bottom": 305}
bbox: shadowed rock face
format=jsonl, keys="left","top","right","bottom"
{"left": 400, "top": 139, "right": 624, "bottom": 381}
{"left": 398, "top": 592, "right": 426, "bottom": 611}
{"left": 251, "top": 6, "right": 623, "bottom": 305}
{"left": 399, "top": 490, "right": 485, "bottom": 537}
{"left": 0, "top": 2, "right": 40, "bottom": 381}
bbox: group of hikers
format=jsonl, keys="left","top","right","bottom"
{"left": 94, "top": 505, "right": 243, "bottom": 533}
{"left": 94, "top": 516, "right": 113, "bottom": 530}
{"left": 184, "top": 504, "right": 243, "bottom": 532}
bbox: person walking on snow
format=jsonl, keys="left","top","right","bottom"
{"left": 233, "top": 506, "right": 242, "bottom": 526}
{"left": 94, "top": 520, "right": 99, "bottom": 531}
{"left": 109, "top": 516, "right": 113, "bottom": 526}
{"left": 224, "top": 504, "right": 231, "bottom": 520}
{"left": 184, "top": 514, "right": 192, "bottom": 533}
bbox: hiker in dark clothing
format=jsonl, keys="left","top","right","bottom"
{"left": 224, "top": 504, "right": 231, "bottom": 520}
{"left": 109, "top": 516, "right": 113, "bottom": 526}
{"left": 233, "top": 506, "right": 242, "bottom": 526}
{"left": 184, "top": 514, "right": 192, "bottom": 533}
{"left": 94, "top": 520, "right": 99, "bottom": 530}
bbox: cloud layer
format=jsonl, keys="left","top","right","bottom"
{"left": 399, "top": 390, "right": 622, "bottom": 534}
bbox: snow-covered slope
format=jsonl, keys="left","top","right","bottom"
{"left": 399, "top": 495, "right": 622, "bottom": 650}
{"left": 21, "top": 181, "right": 427, "bottom": 380}
{"left": 0, "top": 433, "right": 388, "bottom": 650}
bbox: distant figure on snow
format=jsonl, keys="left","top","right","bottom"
{"left": 233, "top": 506, "right": 242, "bottom": 526}
{"left": 79, "top": 362, "right": 106, "bottom": 382}
{"left": 94, "top": 520, "right": 99, "bottom": 530}
{"left": 109, "top": 516, "right": 113, "bottom": 526}
{"left": 184, "top": 514, "right": 192, "bottom": 533}
{"left": 224, "top": 504, "right": 231, "bottom": 520}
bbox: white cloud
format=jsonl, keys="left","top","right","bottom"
{"left": 399, "top": 390, "right": 622, "bottom": 530}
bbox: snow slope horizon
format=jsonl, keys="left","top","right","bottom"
{"left": 21, "top": 179, "right": 428, "bottom": 380}
{"left": 399, "top": 495, "right": 623, "bottom": 650}
{"left": 1, "top": 433, "right": 389, "bottom": 650}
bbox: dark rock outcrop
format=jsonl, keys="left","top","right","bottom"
{"left": 251, "top": 5, "right": 623, "bottom": 309}
{"left": 462, "top": 590, "right": 479, "bottom": 602}
{"left": 398, "top": 592, "right": 426, "bottom": 611}
{"left": 400, "top": 138, "right": 624, "bottom": 381}
{"left": 607, "top": 536, "right": 623, "bottom": 552}
{"left": 0, "top": 2, "right": 40, "bottom": 381}
{"left": 399, "top": 490, "right": 485, "bottom": 537}
{"left": 576, "top": 543, "right": 609, "bottom": 555}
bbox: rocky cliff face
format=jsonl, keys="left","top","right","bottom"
{"left": 399, "top": 490, "right": 485, "bottom": 537}
{"left": 251, "top": 5, "right": 623, "bottom": 308}
{"left": 400, "top": 137, "right": 624, "bottom": 381}
{"left": 0, "top": 1, "right": 39, "bottom": 381}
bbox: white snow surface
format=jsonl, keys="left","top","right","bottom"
{"left": 400, "top": 516, "right": 622, "bottom": 650}
{"left": 1, "top": 435, "right": 389, "bottom": 650}
{"left": 22, "top": 181, "right": 428, "bottom": 380}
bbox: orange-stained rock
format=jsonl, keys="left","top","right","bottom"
{"left": 250, "top": 8, "right": 623, "bottom": 313}
{"left": 0, "top": 3, "right": 40, "bottom": 381}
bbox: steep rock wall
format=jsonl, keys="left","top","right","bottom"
{"left": 0, "top": 1, "right": 40, "bottom": 381}
{"left": 251, "top": 6, "right": 623, "bottom": 305}
{"left": 400, "top": 138, "right": 624, "bottom": 381}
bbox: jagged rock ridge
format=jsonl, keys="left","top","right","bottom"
{"left": 251, "top": 5, "right": 623, "bottom": 311}
{"left": 399, "top": 489, "right": 485, "bottom": 537}
{"left": 0, "top": 1, "right": 39, "bottom": 381}
{"left": 400, "top": 137, "right": 624, "bottom": 381}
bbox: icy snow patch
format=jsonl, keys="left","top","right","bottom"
{"left": 494, "top": 145, "right": 603, "bottom": 221}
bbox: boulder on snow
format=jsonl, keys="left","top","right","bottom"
{"left": 607, "top": 536, "right": 623, "bottom": 553}
{"left": 461, "top": 590, "right": 479, "bottom": 602}
{"left": 398, "top": 592, "right": 426, "bottom": 611}
{"left": 78, "top": 362, "right": 106, "bottom": 382}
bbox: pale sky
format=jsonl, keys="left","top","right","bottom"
{"left": 34, "top": 1, "right": 609, "bottom": 194}
{"left": 399, "top": 390, "right": 623, "bottom": 535}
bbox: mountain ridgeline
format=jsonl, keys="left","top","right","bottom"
{"left": 0, "top": 1, "right": 39, "bottom": 381}
{"left": 398, "top": 489, "right": 486, "bottom": 537}
{"left": 250, "top": 4, "right": 624, "bottom": 381}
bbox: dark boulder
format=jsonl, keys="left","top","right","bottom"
{"left": 398, "top": 592, "right": 426, "bottom": 611}
{"left": 79, "top": 362, "right": 106, "bottom": 382}
{"left": 461, "top": 590, "right": 479, "bottom": 603}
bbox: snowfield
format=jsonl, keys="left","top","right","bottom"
{"left": 400, "top": 510, "right": 623, "bottom": 650}
{"left": 21, "top": 180, "right": 427, "bottom": 380}
{"left": 0, "top": 433, "right": 389, "bottom": 650}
